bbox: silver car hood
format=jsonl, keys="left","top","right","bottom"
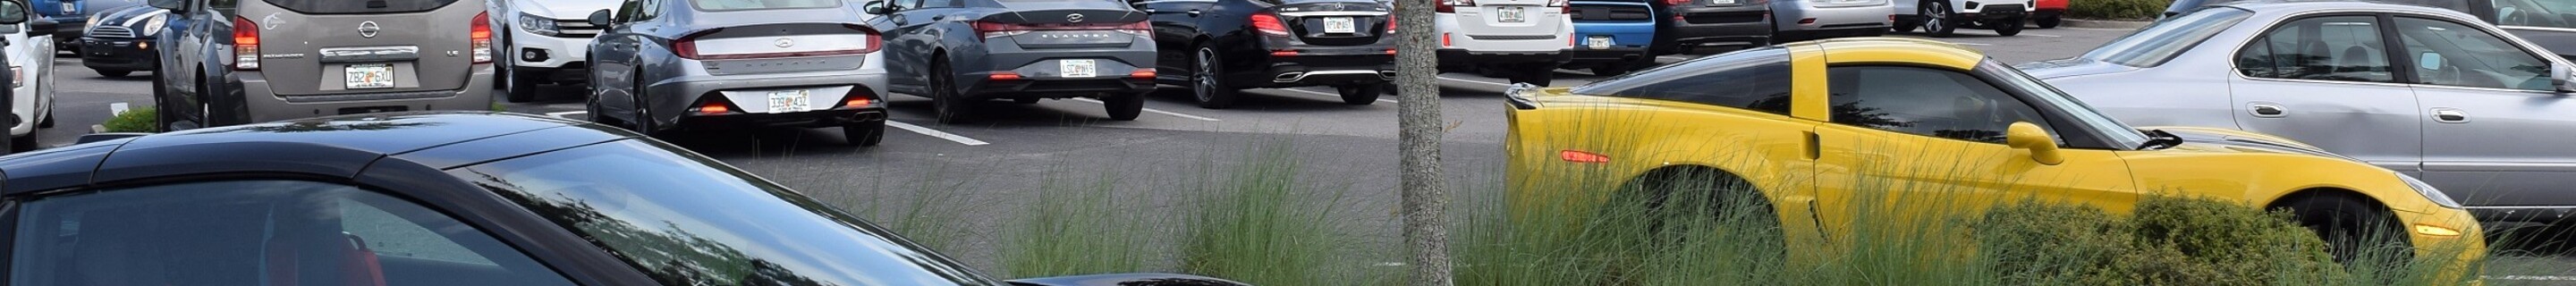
{"left": 2016, "top": 58, "right": 2137, "bottom": 80}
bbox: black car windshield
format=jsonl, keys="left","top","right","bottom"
{"left": 454, "top": 139, "right": 996, "bottom": 286}
{"left": 2081, "top": 6, "right": 2252, "bottom": 67}
{"left": 1981, "top": 60, "right": 2153, "bottom": 148}
{"left": 692, "top": 0, "right": 841, "bottom": 11}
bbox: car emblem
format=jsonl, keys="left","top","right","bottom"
{"left": 1067, "top": 13, "right": 1084, "bottom": 23}
{"left": 775, "top": 38, "right": 795, "bottom": 48}
{"left": 358, "top": 21, "right": 380, "bottom": 38}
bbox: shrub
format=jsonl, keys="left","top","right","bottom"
{"left": 102, "top": 107, "right": 157, "bottom": 133}
{"left": 2068, "top": 0, "right": 2174, "bottom": 21}
{"left": 1972, "top": 197, "right": 2348, "bottom": 286}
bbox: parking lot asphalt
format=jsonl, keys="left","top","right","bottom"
{"left": 29, "top": 26, "right": 2575, "bottom": 279}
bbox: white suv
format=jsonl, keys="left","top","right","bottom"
{"left": 1893, "top": 0, "right": 2034, "bottom": 37}
{"left": 1435, "top": 0, "right": 1575, "bottom": 86}
{"left": 6, "top": 18, "right": 53, "bottom": 151}
{"left": 489, "top": 0, "right": 615, "bottom": 102}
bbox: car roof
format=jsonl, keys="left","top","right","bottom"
{"left": 2216, "top": 0, "right": 2476, "bottom": 18}
{"left": 1789, "top": 38, "right": 1990, "bottom": 70}
{"left": 0, "top": 112, "right": 621, "bottom": 196}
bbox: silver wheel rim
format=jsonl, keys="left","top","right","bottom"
{"left": 1195, "top": 48, "right": 1218, "bottom": 103}
{"left": 1924, "top": 4, "right": 1946, "bottom": 32}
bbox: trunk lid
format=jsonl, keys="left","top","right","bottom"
{"left": 977, "top": 6, "right": 1148, "bottom": 49}
{"left": 680, "top": 22, "right": 879, "bottom": 76}
{"left": 1275, "top": 1, "right": 1392, "bottom": 46}
{"left": 240, "top": 0, "right": 482, "bottom": 96}
{"left": 1457, "top": 0, "right": 1568, "bottom": 38}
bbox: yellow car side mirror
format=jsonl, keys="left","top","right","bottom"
{"left": 2007, "top": 122, "right": 2063, "bottom": 165}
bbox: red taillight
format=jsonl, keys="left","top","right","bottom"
{"left": 232, "top": 16, "right": 259, "bottom": 70}
{"left": 1129, "top": 68, "right": 1156, "bottom": 80}
{"left": 1799, "top": 18, "right": 1817, "bottom": 24}
{"left": 470, "top": 12, "right": 493, "bottom": 63}
{"left": 975, "top": 21, "right": 1151, "bottom": 39}
{"left": 1269, "top": 50, "right": 1299, "bottom": 57}
{"left": 1441, "top": 32, "right": 1452, "bottom": 47}
{"left": 693, "top": 100, "right": 734, "bottom": 114}
{"left": 1436, "top": 0, "right": 1473, "bottom": 13}
{"left": 1663, "top": 0, "right": 1691, "bottom": 5}
{"left": 1548, "top": 0, "right": 1571, "bottom": 13}
{"left": 1385, "top": 13, "right": 1397, "bottom": 32}
{"left": 1250, "top": 13, "right": 1289, "bottom": 36}
{"left": 1559, "top": 150, "right": 1610, "bottom": 164}
{"left": 990, "top": 72, "right": 1024, "bottom": 80}
{"left": 842, "top": 97, "right": 872, "bottom": 108}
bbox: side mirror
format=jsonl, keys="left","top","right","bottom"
{"left": 863, "top": 0, "right": 892, "bottom": 14}
{"left": 587, "top": 10, "right": 612, "bottom": 27}
{"left": 2417, "top": 52, "right": 2445, "bottom": 71}
{"left": 0, "top": 1, "right": 24, "bottom": 25}
{"left": 2553, "top": 63, "right": 2576, "bottom": 93}
{"left": 2005, "top": 122, "right": 2063, "bottom": 165}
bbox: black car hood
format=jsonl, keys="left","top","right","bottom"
{"left": 89, "top": 4, "right": 167, "bottom": 31}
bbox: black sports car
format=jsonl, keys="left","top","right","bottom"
{"left": 0, "top": 112, "right": 1249, "bottom": 286}
{"left": 74, "top": 4, "right": 160, "bottom": 78}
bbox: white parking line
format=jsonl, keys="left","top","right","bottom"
{"left": 1437, "top": 76, "right": 1513, "bottom": 86}
{"left": 545, "top": 111, "right": 588, "bottom": 119}
{"left": 886, "top": 121, "right": 991, "bottom": 146}
{"left": 1071, "top": 98, "right": 1223, "bottom": 122}
{"left": 1658, "top": 55, "right": 1695, "bottom": 61}
{"left": 2488, "top": 275, "right": 2576, "bottom": 281}
{"left": 1278, "top": 88, "right": 1399, "bottom": 104}
{"left": 2023, "top": 33, "right": 2063, "bottom": 38}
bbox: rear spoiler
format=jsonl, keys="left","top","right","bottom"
{"left": 1504, "top": 83, "right": 1543, "bottom": 110}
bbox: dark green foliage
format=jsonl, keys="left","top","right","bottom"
{"left": 1973, "top": 197, "right": 2348, "bottom": 286}
{"left": 2069, "top": 0, "right": 2174, "bottom": 21}
{"left": 102, "top": 107, "right": 157, "bottom": 133}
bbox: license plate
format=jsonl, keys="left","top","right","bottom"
{"left": 1325, "top": 17, "right": 1356, "bottom": 33}
{"left": 1498, "top": 7, "right": 1526, "bottom": 22}
{"left": 1589, "top": 36, "right": 1614, "bottom": 49}
{"left": 59, "top": 4, "right": 73, "bottom": 13}
{"left": 1711, "top": 0, "right": 1734, "bottom": 4}
{"left": 1061, "top": 59, "right": 1097, "bottom": 78}
{"left": 767, "top": 90, "right": 812, "bottom": 114}
{"left": 343, "top": 63, "right": 394, "bottom": 89}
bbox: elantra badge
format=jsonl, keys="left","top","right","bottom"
{"left": 358, "top": 21, "right": 381, "bottom": 38}
{"left": 775, "top": 38, "right": 795, "bottom": 48}
{"left": 1068, "top": 13, "right": 1085, "bottom": 23}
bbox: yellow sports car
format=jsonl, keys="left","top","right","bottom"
{"left": 1502, "top": 38, "right": 2481, "bottom": 265}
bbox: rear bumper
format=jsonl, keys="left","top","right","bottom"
{"left": 644, "top": 70, "right": 890, "bottom": 131}
{"left": 959, "top": 39, "right": 1158, "bottom": 99}
{"left": 1663, "top": 5, "right": 1774, "bottom": 47}
{"left": 1234, "top": 49, "right": 1395, "bottom": 88}
{"left": 77, "top": 38, "right": 158, "bottom": 71}
{"left": 235, "top": 67, "right": 497, "bottom": 123}
{"left": 1437, "top": 49, "right": 1571, "bottom": 70}
{"left": 1563, "top": 47, "right": 1650, "bottom": 66}
{"left": 1775, "top": 4, "right": 1894, "bottom": 32}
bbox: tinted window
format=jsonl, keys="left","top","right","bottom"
{"left": 2236, "top": 15, "right": 2395, "bottom": 83}
{"left": 1828, "top": 65, "right": 2055, "bottom": 144}
{"left": 1983, "top": 60, "right": 2150, "bottom": 148}
{"left": 456, "top": 139, "right": 996, "bottom": 286}
{"left": 259, "top": 0, "right": 462, "bottom": 14}
{"left": 2086, "top": 7, "right": 2253, "bottom": 67}
{"left": 2489, "top": 0, "right": 2576, "bottom": 28}
{"left": 1572, "top": 47, "right": 1794, "bottom": 115}
{"left": 9, "top": 181, "right": 575, "bottom": 286}
{"left": 691, "top": 0, "right": 839, "bottom": 11}
{"left": 2394, "top": 17, "right": 2555, "bottom": 90}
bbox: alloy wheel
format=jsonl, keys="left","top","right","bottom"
{"left": 1194, "top": 48, "right": 1219, "bottom": 104}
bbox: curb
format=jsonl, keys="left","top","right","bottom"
{"left": 2060, "top": 19, "right": 2152, "bottom": 29}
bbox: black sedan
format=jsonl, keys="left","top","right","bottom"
{"left": 76, "top": 4, "right": 162, "bottom": 78}
{"left": 1138, "top": 0, "right": 1395, "bottom": 108}
{"left": 0, "top": 112, "right": 1247, "bottom": 286}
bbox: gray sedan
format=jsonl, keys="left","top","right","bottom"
{"left": 2027, "top": 1, "right": 2576, "bottom": 227}
{"left": 581, "top": 0, "right": 889, "bottom": 146}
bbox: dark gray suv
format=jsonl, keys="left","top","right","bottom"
{"left": 149, "top": 0, "right": 494, "bottom": 130}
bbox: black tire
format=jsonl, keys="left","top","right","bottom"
{"left": 583, "top": 84, "right": 623, "bottom": 128}
{"left": 2274, "top": 194, "right": 2413, "bottom": 265}
{"left": 1893, "top": 17, "right": 1920, "bottom": 32}
{"left": 1922, "top": 2, "right": 1958, "bottom": 38}
{"left": 1191, "top": 46, "right": 1240, "bottom": 109}
{"left": 930, "top": 60, "right": 977, "bottom": 124}
{"left": 1509, "top": 64, "right": 1556, "bottom": 87}
{"left": 1336, "top": 84, "right": 1382, "bottom": 105}
{"left": 628, "top": 68, "right": 662, "bottom": 137}
{"left": 1993, "top": 18, "right": 2025, "bottom": 37}
{"left": 37, "top": 106, "right": 53, "bottom": 129}
{"left": 2035, "top": 16, "right": 2061, "bottom": 29}
{"left": 9, "top": 133, "right": 33, "bottom": 152}
{"left": 1103, "top": 93, "right": 1144, "bottom": 121}
{"left": 843, "top": 120, "right": 886, "bottom": 147}
{"left": 504, "top": 66, "right": 541, "bottom": 103}
{"left": 152, "top": 74, "right": 175, "bottom": 131}
{"left": 1607, "top": 169, "right": 1785, "bottom": 264}
{"left": 97, "top": 70, "right": 131, "bottom": 78}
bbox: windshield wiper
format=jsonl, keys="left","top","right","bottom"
{"left": 2138, "top": 129, "right": 2182, "bottom": 150}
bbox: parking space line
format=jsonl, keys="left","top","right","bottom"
{"left": 2023, "top": 33, "right": 2063, "bottom": 38}
{"left": 545, "top": 111, "right": 588, "bottom": 119}
{"left": 1658, "top": 55, "right": 1695, "bottom": 61}
{"left": 1945, "top": 42, "right": 1994, "bottom": 46}
{"left": 1071, "top": 98, "right": 1223, "bottom": 122}
{"left": 1437, "top": 76, "right": 1513, "bottom": 86}
{"left": 2488, "top": 275, "right": 2576, "bottom": 281}
{"left": 1277, "top": 88, "right": 1399, "bottom": 104}
{"left": 886, "top": 121, "right": 992, "bottom": 146}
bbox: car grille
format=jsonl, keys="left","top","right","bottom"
{"left": 1572, "top": 5, "right": 1653, "bottom": 21}
{"left": 553, "top": 19, "right": 601, "bottom": 38}
{"left": 88, "top": 26, "right": 136, "bottom": 38}
{"left": 1683, "top": 11, "right": 1767, "bottom": 24}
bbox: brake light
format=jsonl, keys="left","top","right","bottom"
{"left": 1559, "top": 150, "right": 1610, "bottom": 164}
{"left": 674, "top": 26, "right": 883, "bottom": 60}
{"left": 1130, "top": 68, "right": 1157, "bottom": 80}
{"left": 989, "top": 72, "right": 1024, "bottom": 80}
{"left": 1663, "top": 0, "right": 1691, "bottom": 5}
{"left": 470, "top": 12, "right": 493, "bottom": 63}
{"left": 1250, "top": 13, "right": 1289, "bottom": 36}
{"left": 974, "top": 21, "right": 1151, "bottom": 39}
{"left": 1436, "top": 0, "right": 1473, "bottom": 13}
{"left": 692, "top": 99, "right": 735, "bottom": 114}
{"left": 232, "top": 16, "right": 259, "bottom": 70}
{"left": 1385, "top": 13, "right": 1397, "bottom": 32}
{"left": 1548, "top": 0, "right": 1571, "bottom": 13}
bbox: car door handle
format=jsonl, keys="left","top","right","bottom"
{"left": 1188, "top": 10, "right": 1201, "bottom": 17}
{"left": 932, "top": 15, "right": 946, "bottom": 21}
{"left": 2432, "top": 108, "right": 2470, "bottom": 123}
{"left": 2249, "top": 103, "right": 2287, "bottom": 118}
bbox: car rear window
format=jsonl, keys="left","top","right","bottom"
{"left": 260, "top": 0, "right": 462, "bottom": 14}
{"left": 2081, "top": 6, "right": 2252, "bottom": 68}
{"left": 691, "top": 0, "right": 840, "bottom": 11}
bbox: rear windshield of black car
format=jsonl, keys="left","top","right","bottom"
{"left": 261, "top": 0, "right": 462, "bottom": 14}
{"left": 692, "top": 0, "right": 840, "bottom": 11}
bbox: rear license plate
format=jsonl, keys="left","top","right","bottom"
{"left": 1325, "top": 17, "right": 1356, "bottom": 33}
{"left": 1499, "top": 7, "right": 1527, "bottom": 22}
{"left": 1061, "top": 59, "right": 1097, "bottom": 78}
{"left": 767, "top": 90, "right": 813, "bottom": 114}
{"left": 1589, "top": 36, "right": 1614, "bottom": 49}
{"left": 1712, "top": 0, "right": 1734, "bottom": 4}
{"left": 344, "top": 63, "right": 394, "bottom": 89}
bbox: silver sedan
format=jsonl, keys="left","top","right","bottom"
{"left": 581, "top": 0, "right": 889, "bottom": 147}
{"left": 2027, "top": 1, "right": 2576, "bottom": 227}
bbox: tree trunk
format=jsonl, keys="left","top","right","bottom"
{"left": 1392, "top": 0, "right": 1453, "bottom": 285}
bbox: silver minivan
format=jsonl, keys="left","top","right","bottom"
{"left": 150, "top": 0, "right": 493, "bottom": 130}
